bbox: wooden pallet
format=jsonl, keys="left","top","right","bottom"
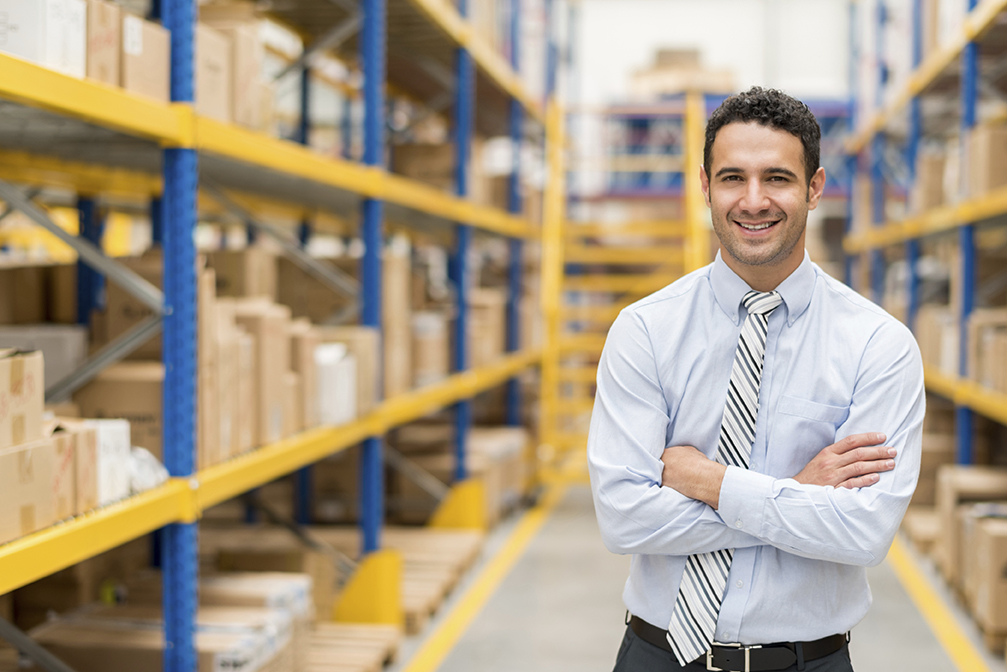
{"left": 305, "top": 623, "right": 402, "bottom": 672}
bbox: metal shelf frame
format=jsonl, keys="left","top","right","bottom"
{"left": 844, "top": 0, "right": 999, "bottom": 467}
{"left": 0, "top": 0, "right": 558, "bottom": 669}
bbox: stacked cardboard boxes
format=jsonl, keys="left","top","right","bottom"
{"left": 966, "top": 308, "right": 1007, "bottom": 394}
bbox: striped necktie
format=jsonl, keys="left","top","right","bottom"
{"left": 666, "top": 290, "right": 783, "bottom": 665}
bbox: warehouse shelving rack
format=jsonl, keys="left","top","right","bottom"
{"left": 0, "top": 0, "right": 560, "bottom": 670}
{"left": 844, "top": 0, "right": 1007, "bottom": 465}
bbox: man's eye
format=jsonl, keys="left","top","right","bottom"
{"left": 723, "top": 175, "right": 741, "bottom": 181}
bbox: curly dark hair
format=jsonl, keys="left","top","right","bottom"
{"left": 703, "top": 87, "right": 821, "bottom": 186}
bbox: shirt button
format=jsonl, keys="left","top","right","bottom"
{"left": 736, "top": 580, "right": 744, "bottom": 588}
{"left": 735, "top": 519, "right": 743, "bottom": 528}
{"left": 722, "top": 633, "right": 731, "bottom": 640}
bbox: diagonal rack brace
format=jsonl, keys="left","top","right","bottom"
{"left": 0, "top": 180, "right": 166, "bottom": 315}
{"left": 45, "top": 315, "right": 164, "bottom": 403}
{"left": 274, "top": 14, "right": 362, "bottom": 82}
{"left": 202, "top": 182, "right": 360, "bottom": 303}
{"left": 385, "top": 445, "right": 449, "bottom": 501}
{"left": 0, "top": 616, "right": 79, "bottom": 672}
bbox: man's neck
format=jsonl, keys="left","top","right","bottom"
{"left": 721, "top": 248, "right": 804, "bottom": 292}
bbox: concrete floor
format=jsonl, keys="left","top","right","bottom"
{"left": 401, "top": 485, "right": 1007, "bottom": 672}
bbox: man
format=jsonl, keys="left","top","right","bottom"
{"left": 587, "top": 87, "right": 924, "bottom": 672}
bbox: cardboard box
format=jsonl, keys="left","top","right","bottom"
{"left": 0, "top": 0, "right": 86, "bottom": 78}
{"left": 911, "top": 433, "right": 956, "bottom": 507}
{"left": 0, "top": 350, "right": 45, "bottom": 450}
{"left": 313, "top": 447, "right": 359, "bottom": 523}
{"left": 0, "top": 437, "right": 57, "bottom": 545}
{"left": 412, "top": 311, "right": 449, "bottom": 388}
{"left": 315, "top": 344, "right": 357, "bottom": 426}
{"left": 74, "top": 362, "right": 163, "bottom": 460}
{"left": 197, "top": 267, "right": 220, "bottom": 470}
{"left": 391, "top": 143, "right": 455, "bottom": 190}
{"left": 289, "top": 320, "right": 320, "bottom": 430}
{"left": 196, "top": 23, "right": 232, "bottom": 123}
{"left": 283, "top": 371, "right": 301, "bottom": 437}
{"left": 51, "top": 419, "right": 99, "bottom": 514}
{"left": 234, "top": 300, "right": 291, "bottom": 446}
{"left": 317, "top": 326, "right": 379, "bottom": 414}
{"left": 216, "top": 323, "right": 240, "bottom": 460}
{"left": 0, "top": 266, "right": 47, "bottom": 325}
{"left": 470, "top": 288, "right": 506, "bottom": 369}
{"left": 902, "top": 506, "right": 939, "bottom": 555}
{"left": 910, "top": 149, "right": 945, "bottom": 214}
{"left": 199, "top": 18, "right": 263, "bottom": 129}
{"left": 237, "top": 330, "right": 256, "bottom": 453}
{"left": 384, "top": 245, "right": 412, "bottom": 397}
{"left": 47, "top": 264, "right": 78, "bottom": 324}
{"left": 207, "top": 248, "right": 278, "bottom": 299}
{"left": 83, "top": 418, "right": 130, "bottom": 505}
{"left": 85, "top": 0, "right": 119, "bottom": 85}
{"left": 935, "top": 465, "right": 1007, "bottom": 586}
{"left": 975, "top": 517, "right": 1007, "bottom": 633}
{"left": 101, "top": 253, "right": 162, "bottom": 360}
{"left": 120, "top": 14, "right": 169, "bottom": 102}
{"left": 0, "top": 324, "right": 88, "bottom": 389}
{"left": 969, "top": 123, "right": 1007, "bottom": 199}
{"left": 275, "top": 256, "right": 355, "bottom": 324}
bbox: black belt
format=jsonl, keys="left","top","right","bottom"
{"left": 628, "top": 615, "right": 848, "bottom": 671}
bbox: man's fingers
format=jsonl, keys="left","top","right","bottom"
{"left": 839, "top": 445, "right": 897, "bottom": 466}
{"left": 838, "top": 473, "right": 882, "bottom": 489}
{"left": 834, "top": 433, "right": 887, "bottom": 454}
{"left": 839, "top": 457, "right": 895, "bottom": 483}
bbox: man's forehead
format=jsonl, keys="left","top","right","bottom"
{"left": 709, "top": 121, "right": 803, "bottom": 168}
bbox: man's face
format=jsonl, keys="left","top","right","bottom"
{"left": 701, "top": 122, "right": 825, "bottom": 274}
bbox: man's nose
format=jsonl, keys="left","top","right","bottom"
{"left": 739, "top": 181, "right": 771, "bottom": 212}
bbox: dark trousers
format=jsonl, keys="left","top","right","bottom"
{"left": 612, "top": 626, "right": 855, "bottom": 672}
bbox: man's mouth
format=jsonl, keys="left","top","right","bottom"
{"left": 734, "top": 219, "right": 780, "bottom": 231}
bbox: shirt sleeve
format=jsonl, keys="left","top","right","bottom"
{"left": 716, "top": 320, "right": 925, "bottom": 567}
{"left": 588, "top": 308, "right": 762, "bottom": 556}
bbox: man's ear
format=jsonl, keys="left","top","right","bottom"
{"left": 807, "top": 167, "right": 826, "bottom": 209}
{"left": 700, "top": 165, "right": 711, "bottom": 208}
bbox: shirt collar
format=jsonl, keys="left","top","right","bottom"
{"left": 710, "top": 250, "right": 815, "bottom": 326}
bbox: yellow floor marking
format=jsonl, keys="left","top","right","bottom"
{"left": 886, "top": 535, "right": 992, "bottom": 672}
{"left": 400, "top": 482, "right": 570, "bottom": 672}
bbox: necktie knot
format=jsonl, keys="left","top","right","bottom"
{"left": 743, "top": 290, "right": 783, "bottom": 316}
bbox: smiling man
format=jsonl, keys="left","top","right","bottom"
{"left": 587, "top": 87, "right": 924, "bottom": 672}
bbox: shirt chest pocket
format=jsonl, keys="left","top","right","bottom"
{"left": 772, "top": 396, "right": 851, "bottom": 472}
{"left": 777, "top": 396, "right": 850, "bottom": 425}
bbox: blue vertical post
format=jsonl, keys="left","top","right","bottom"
{"left": 294, "top": 65, "right": 314, "bottom": 526}
{"left": 451, "top": 0, "right": 474, "bottom": 482}
{"left": 505, "top": 0, "right": 524, "bottom": 427}
{"left": 76, "top": 198, "right": 104, "bottom": 326}
{"left": 869, "top": 1, "right": 886, "bottom": 306}
{"left": 360, "top": 0, "right": 386, "bottom": 554}
{"left": 957, "top": 0, "right": 979, "bottom": 465}
{"left": 905, "top": 0, "right": 923, "bottom": 332}
{"left": 161, "top": 2, "right": 197, "bottom": 671}
{"left": 845, "top": 0, "right": 858, "bottom": 289}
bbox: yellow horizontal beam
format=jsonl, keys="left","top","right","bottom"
{"left": 559, "top": 304, "right": 625, "bottom": 322}
{"left": 198, "top": 348, "right": 541, "bottom": 509}
{"left": 0, "top": 150, "right": 160, "bottom": 198}
{"left": 559, "top": 334, "right": 608, "bottom": 353}
{"left": 923, "top": 365, "right": 1007, "bottom": 427}
{"left": 843, "top": 183, "right": 1007, "bottom": 253}
{"left": 924, "top": 366, "right": 960, "bottom": 401}
{"left": 563, "top": 274, "right": 679, "bottom": 292}
{"left": 404, "top": 0, "right": 544, "bottom": 124}
{"left": 564, "top": 221, "right": 688, "bottom": 238}
{"left": 557, "top": 367, "right": 598, "bottom": 383}
{"left": 546, "top": 433, "right": 590, "bottom": 450}
{"left": 195, "top": 118, "right": 537, "bottom": 239}
{"left": 0, "top": 480, "right": 192, "bottom": 595}
{"left": 553, "top": 398, "right": 595, "bottom": 415}
{"left": 564, "top": 246, "right": 685, "bottom": 265}
{"left": 846, "top": 0, "right": 1007, "bottom": 154}
{"left": 0, "top": 53, "right": 191, "bottom": 146}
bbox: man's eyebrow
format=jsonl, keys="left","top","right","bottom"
{"left": 713, "top": 167, "right": 799, "bottom": 179}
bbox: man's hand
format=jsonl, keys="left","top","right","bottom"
{"left": 793, "top": 432, "right": 897, "bottom": 489}
{"left": 661, "top": 445, "right": 727, "bottom": 509}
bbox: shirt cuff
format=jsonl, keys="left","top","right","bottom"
{"left": 717, "top": 466, "right": 776, "bottom": 536}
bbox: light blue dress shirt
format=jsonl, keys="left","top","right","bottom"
{"left": 588, "top": 251, "right": 925, "bottom": 645}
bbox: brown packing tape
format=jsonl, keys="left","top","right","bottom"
{"left": 18, "top": 448, "right": 33, "bottom": 485}
{"left": 20, "top": 505, "right": 35, "bottom": 535}
{"left": 10, "top": 357, "right": 23, "bottom": 397}
{"left": 12, "top": 415, "right": 24, "bottom": 446}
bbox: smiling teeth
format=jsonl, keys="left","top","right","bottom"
{"left": 738, "top": 221, "right": 775, "bottom": 231}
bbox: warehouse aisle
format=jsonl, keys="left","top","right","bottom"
{"left": 404, "top": 485, "right": 1006, "bottom": 672}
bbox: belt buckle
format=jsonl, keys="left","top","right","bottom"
{"left": 706, "top": 642, "right": 762, "bottom": 672}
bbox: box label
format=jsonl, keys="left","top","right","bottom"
{"left": 123, "top": 14, "right": 142, "bottom": 55}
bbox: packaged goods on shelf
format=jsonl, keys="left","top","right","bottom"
{"left": 313, "top": 448, "right": 359, "bottom": 523}
{"left": 912, "top": 433, "right": 956, "bottom": 507}
{"left": 28, "top": 604, "right": 294, "bottom": 672}
{"left": 0, "top": 265, "right": 47, "bottom": 325}
{"left": 97, "top": 252, "right": 162, "bottom": 359}
{"left": 628, "top": 48, "right": 734, "bottom": 99}
{"left": 195, "top": 23, "right": 232, "bottom": 123}
{"left": 0, "top": 437, "right": 60, "bottom": 545}
{"left": 968, "top": 123, "right": 1007, "bottom": 199}
{"left": 74, "top": 362, "right": 164, "bottom": 459}
{"left": 207, "top": 247, "right": 278, "bottom": 299}
{"left": 936, "top": 0, "right": 966, "bottom": 52}
{"left": 198, "top": 267, "right": 221, "bottom": 468}
{"left": 48, "top": 419, "right": 99, "bottom": 515}
{"left": 276, "top": 256, "right": 354, "bottom": 324}
{"left": 973, "top": 517, "right": 1007, "bottom": 636}
{"left": 934, "top": 465, "right": 1007, "bottom": 588}
{"left": 85, "top": 0, "right": 119, "bottom": 85}
{"left": 216, "top": 298, "right": 258, "bottom": 457}
{"left": 283, "top": 371, "right": 301, "bottom": 436}
{"left": 412, "top": 311, "right": 450, "bottom": 388}
{"left": 0, "top": 349, "right": 44, "bottom": 450}
{"left": 288, "top": 319, "right": 321, "bottom": 431}
{"left": 910, "top": 148, "right": 945, "bottom": 214}
{"left": 960, "top": 503, "right": 1007, "bottom": 616}
{"left": 469, "top": 288, "right": 506, "bottom": 368}
{"left": 120, "top": 14, "right": 170, "bottom": 102}
{"left": 82, "top": 418, "right": 131, "bottom": 506}
{"left": 966, "top": 308, "right": 1007, "bottom": 393}
{"left": 0, "top": 324, "right": 87, "bottom": 390}
{"left": 317, "top": 326, "right": 379, "bottom": 415}
{"left": 0, "top": 0, "right": 86, "bottom": 79}
{"left": 384, "top": 241, "right": 413, "bottom": 397}
{"left": 391, "top": 143, "right": 456, "bottom": 191}
{"left": 237, "top": 329, "right": 256, "bottom": 451}
{"left": 315, "top": 343, "right": 357, "bottom": 426}
{"left": 198, "top": 17, "right": 264, "bottom": 129}
{"left": 915, "top": 304, "right": 959, "bottom": 375}
{"left": 233, "top": 299, "right": 292, "bottom": 446}
{"left": 47, "top": 264, "right": 78, "bottom": 324}
{"left": 902, "top": 507, "right": 939, "bottom": 554}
